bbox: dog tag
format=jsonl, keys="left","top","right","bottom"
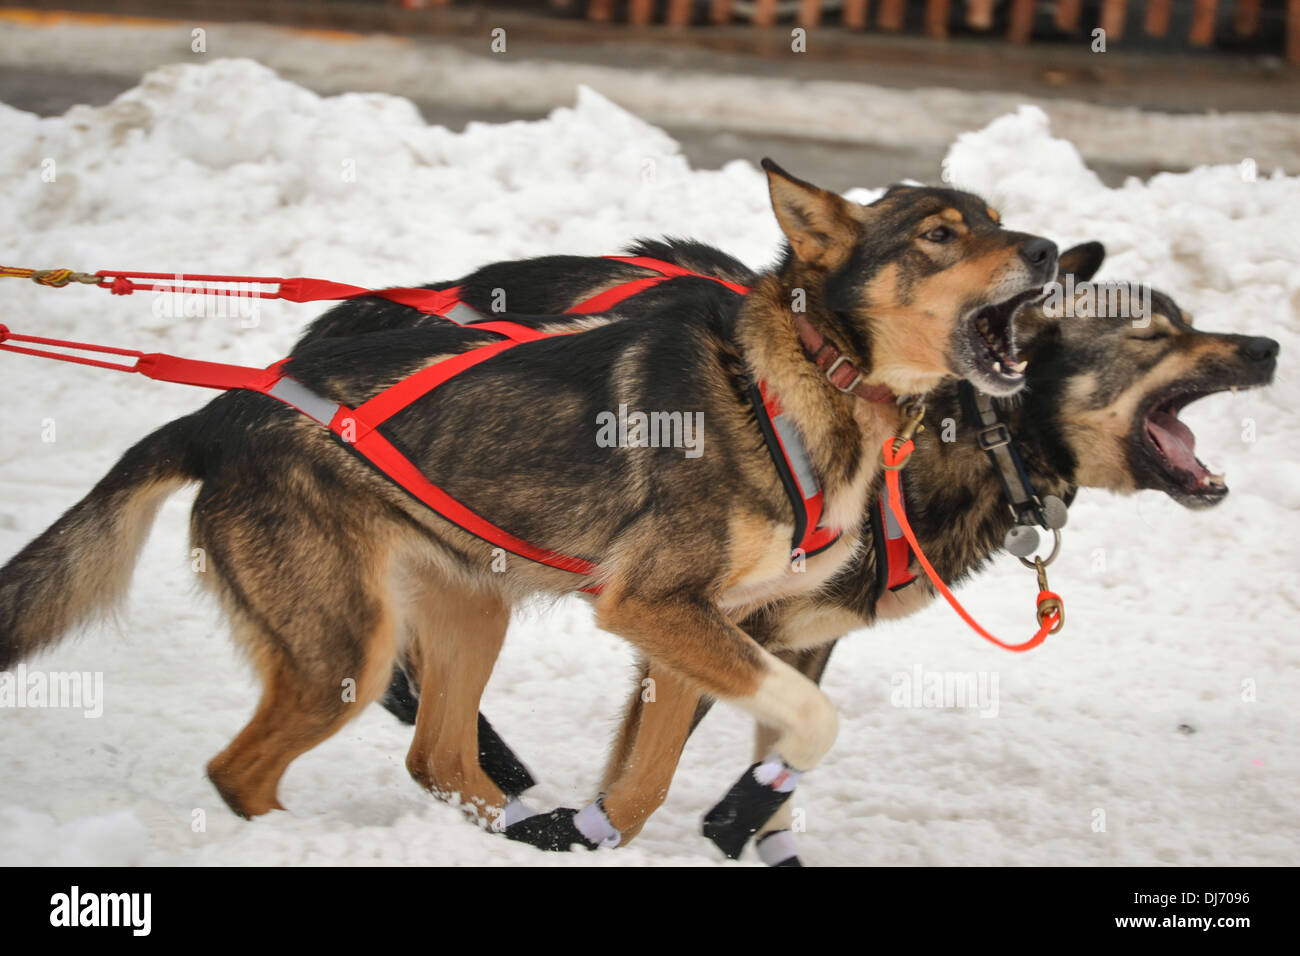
{"left": 1003, "top": 525, "right": 1041, "bottom": 557}
{"left": 1041, "top": 495, "right": 1069, "bottom": 530}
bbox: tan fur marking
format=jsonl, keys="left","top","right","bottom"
{"left": 600, "top": 664, "right": 700, "bottom": 839}
{"left": 404, "top": 579, "right": 509, "bottom": 823}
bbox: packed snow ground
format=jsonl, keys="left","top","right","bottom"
{"left": 0, "top": 61, "right": 1296, "bottom": 866}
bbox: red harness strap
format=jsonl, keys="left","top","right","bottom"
{"left": 574, "top": 257, "right": 842, "bottom": 558}
{"left": 0, "top": 322, "right": 599, "bottom": 582}
{"left": 0, "top": 257, "right": 905, "bottom": 585}
{"left": 569, "top": 257, "right": 751, "bottom": 314}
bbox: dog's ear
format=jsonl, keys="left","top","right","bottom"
{"left": 1057, "top": 241, "right": 1105, "bottom": 282}
{"left": 762, "top": 158, "right": 860, "bottom": 269}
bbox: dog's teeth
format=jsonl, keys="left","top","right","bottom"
{"left": 1009, "top": 360, "right": 1028, "bottom": 373}
{"left": 1230, "top": 386, "right": 1239, "bottom": 395}
{"left": 993, "top": 361, "right": 1003, "bottom": 374}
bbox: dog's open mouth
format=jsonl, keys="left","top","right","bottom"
{"left": 1140, "top": 387, "right": 1234, "bottom": 500}
{"left": 965, "top": 288, "right": 1042, "bottom": 387}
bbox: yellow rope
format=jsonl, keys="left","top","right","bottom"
{"left": 0, "top": 265, "right": 102, "bottom": 287}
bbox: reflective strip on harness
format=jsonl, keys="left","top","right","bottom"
{"left": 772, "top": 413, "right": 820, "bottom": 498}
{"left": 753, "top": 382, "right": 841, "bottom": 558}
{"left": 879, "top": 478, "right": 918, "bottom": 590}
{"left": 443, "top": 302, "right": 484, "bottom": 326}
{"left": 267, "top": 376, "right": 343, "bottom": 426}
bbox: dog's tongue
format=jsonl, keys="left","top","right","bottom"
{"left": 1146, "top": 409, "right": 1205, "bottom": 476}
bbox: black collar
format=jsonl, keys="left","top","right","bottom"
{"left": 958, "top": 381, "right": 1054, "bottom": 530}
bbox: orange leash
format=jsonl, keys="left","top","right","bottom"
{"left": 881, "top": 411, "right": 1063, "bottom": 652}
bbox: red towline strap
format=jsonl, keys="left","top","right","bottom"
{"left": 881, "top": 437, "right": 1058, "bottom": 652}
{"left": 0, "top": 322, "right": 601, "bottom": 581}
{"left": 95, "top": 269, "right": 462, "bottom": 314}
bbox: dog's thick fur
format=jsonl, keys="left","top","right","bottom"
{"left": 597, "top": 258, "right": 1282, "bottom": 851}
{"left": 371, "top": 241, "right": 1280, "bottom": 852}
{"left": 0, "top": 165, "right": 1057, "bottom": 829}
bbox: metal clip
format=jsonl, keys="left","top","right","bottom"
{"left": 826, "top": 355, "right": 863, "bottom": 394}
{"left": 1033, "top": 557, "right": 1065, "bottom": 633}
{"left": 883, "top": 398, "right": 927, "bottom": 471}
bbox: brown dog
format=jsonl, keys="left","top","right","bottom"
{"left": 0, "top": 163, "right": 1057, "bottom": 854}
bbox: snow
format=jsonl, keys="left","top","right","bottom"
{"left": 4, "top": 17, "right": 1299, "bottom": 175}
{"left": 0, "top": 60, "right": 1296, "bottom": 866}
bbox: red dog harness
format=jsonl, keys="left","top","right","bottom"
{"left": 0, "top": 257, "right": 917, "bottom": 589}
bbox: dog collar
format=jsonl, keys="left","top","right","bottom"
{"left": 958, "top": 382, "right": 1068, "bottom": 557}
{"left": 790, "top": 313, "right": 896, "bottom": 403}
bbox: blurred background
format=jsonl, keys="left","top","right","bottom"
{"left": 1, "top": 0, "right": 1297, "bottom": 189}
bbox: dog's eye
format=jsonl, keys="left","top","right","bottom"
{"left": 922, "top": 226, "right": 953, "bottom": 243}
{"left": 1127, "top": 326, "right": 1170, "bottom": 341}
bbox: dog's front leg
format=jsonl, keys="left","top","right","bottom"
{"left": 751, "top": 641, "right": 839, "bottom": 866}
{"left": 598, "top": 662, "right": 702, "bottom": 843}
{"left": 503, "top": 659, "right": 701, "bottom": 853}
{"left": 600, "top": 591, "right": 838, "bottom": 858}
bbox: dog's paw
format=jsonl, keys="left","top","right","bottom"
{"left": 504, "top": 808, "right": 598, "bottom": 852}
{"left": 702, "top": 759, "right": 798, "bottom": 860}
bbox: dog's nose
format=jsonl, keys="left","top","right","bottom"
{"left": 1019, "top": 238, "right": 1058, "bottom": 275}
{"left": 1240, "top": 336, "right": 1280, "bottom": 362}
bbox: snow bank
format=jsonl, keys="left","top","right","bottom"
{"left": 4, "top": 18, "right": 1298, "bottom": 174}
{"left": 0, "top": 62, "right": 1295, "bottom": 866}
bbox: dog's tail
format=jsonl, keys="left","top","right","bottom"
{"left": 0, "top": 413, "right": 203, "bottom": 669}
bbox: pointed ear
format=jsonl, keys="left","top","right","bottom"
{"left": 762, "top": 158, "right": 861, "bottom": 269}
{"left": 1057, "top": 241, "right": 1105, "bottom": 282}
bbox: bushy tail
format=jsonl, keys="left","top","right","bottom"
{"left": 0, "top": 414, "right": 203, "bottom": 669}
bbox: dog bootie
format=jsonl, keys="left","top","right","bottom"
{"left": 702, "top": 756, "right": 802, "bottom": 860}
{"left": 505, "top": 808, "right": 595, "bottom": 851}
{"left": 756, "top": 829, "right": 803, "bottom": 867}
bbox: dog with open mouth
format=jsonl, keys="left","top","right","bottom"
{"left": 369, "top": 240, "right": 1278, "bottom": 861}
{"left": 559, "top": 252, "right": 1281, "bottom": 862}
{"left": 0, "top": 163, "right": 1059, "bottom": 855}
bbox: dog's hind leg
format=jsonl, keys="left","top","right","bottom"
{"left": 196, "top": 484, "right": 403, "bottom": 819}
{"left": 205, "top": 624, "right": 390, "bottom": 816}
{"left": 403, "top": 578, "right": 511, "bottom": 828}
{"left": 381, "top": 660, "right": 536, "bottom": 798}
{"left": 206, "top": 597, "right": 398, "bottom": 819}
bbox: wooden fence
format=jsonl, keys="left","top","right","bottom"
{"left": 579, "top": 0, "right": 1300, "bottom": 63}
